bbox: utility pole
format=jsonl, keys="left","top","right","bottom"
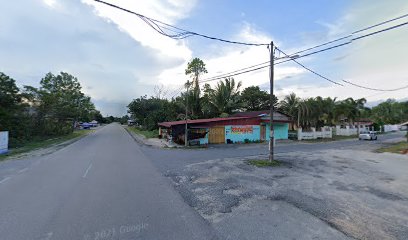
{"left": 269, "top": 41, "right": 274, "bottom": 162}
{"left": 185, "top": 81, "right": 189, "bottom": 147}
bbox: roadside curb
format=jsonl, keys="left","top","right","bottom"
{"left": 124, "top": 127, "right": 148, "bottom": 146}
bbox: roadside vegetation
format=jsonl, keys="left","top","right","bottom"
{"left": 126, "top": 126, "right": 158, "bottom": 139}
{"left": 0, "top": 72, "right": 103, "bottom": 149}
{"left": 247, "top": 159, "right": 281, "bottom": 167}
{"left": 127, "top": 58, "right": 408, "bottom": 134}
{"left": 280, "top": 93, "right": 408, "bottom": 131}
{"left": 377, "top": 142, "right": 408, "bottom": 154}
{"left": 301, "top": 135, "right": 359, "bottom": 143}
{"left": 0, "top": 130, "right": 92, "bottom": 161}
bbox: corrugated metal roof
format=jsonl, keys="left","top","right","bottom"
{"left": 158, "top": 116, "right": 250, "bottom": 128}
{"left": 230, "top": 110, "right": 292, "bottom": 118}
{"left": 230, "top": 110, "right": 269, "bottom": 117}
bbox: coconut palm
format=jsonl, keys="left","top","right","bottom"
{"left": 279, "top": 93, "right": 300, "bottom": 130}
{"left": 334, "top": 97, "right": 367, "bottom": 125}
{"left": 207, "top": 77, "right": 242, "bottom": 116}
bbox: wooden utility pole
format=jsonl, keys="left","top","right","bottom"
{"left": 185, "top": 81, "right": 189, "bottom": 147}
{"left": 269, "top": 41, "right": 274, "bottom": 162}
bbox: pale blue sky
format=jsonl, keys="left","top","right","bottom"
{"left": 1, "top": 0, "right": 407, "bottom": 116}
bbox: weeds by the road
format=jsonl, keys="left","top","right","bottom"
{"left": 301, "top": 134, "right": 358, "bottom": 143}
{"left": 247, "top": 159, "right": 281, "bottom": 167}
{"left": 377, "top": 142, "right": 408, "bottom": 154}
{"left": 0, "top": 130, "right": 92, "bottom": 161}
{"left": 126, "top": 126, "right": 158, "bottom": 139}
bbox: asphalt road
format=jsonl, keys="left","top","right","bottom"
{"left": 0, "top": 124, "right": 217, "bottom": 240}
{"left": 142, "top": 131, "right": 406, "bottom": 173}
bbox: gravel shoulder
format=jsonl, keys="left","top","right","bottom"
{"left": 163, "top": 149, "right": 408, "bottom": 240}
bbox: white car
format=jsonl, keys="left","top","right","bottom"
{"left": 359, "top": 131, "right": 377, "bottom": 140}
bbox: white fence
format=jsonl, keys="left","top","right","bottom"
{"left": 0, "top": 131, "right": 9, "bottom": 154}
{"left": 335, "top": 126, "right": 358, "bottom": 136}
{"left": 383, "top": 124, "right": 400, "bottom": 132}
{"left": 297, "top": 127, "right": 332, "bottom": 140}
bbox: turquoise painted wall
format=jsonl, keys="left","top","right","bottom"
{"left": 196, "top": 128, "right": 209, "bottom": 145}
{"left": 265, "top": 123, "right": 289, "bottom": 140}
{"left": 198, "top": 134, "right": 208, "bottom": 145}
{"left": 225, "top": 125, "right": 261, "bottom": 143}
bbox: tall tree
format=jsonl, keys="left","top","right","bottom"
{"left": 0, "top": 72, "right": 30, "bottom": 145}
{"left": 127, "top": 96, "right": 184, "bottom": 130}
{"left": 371, "top": 99, "right": 408, "bottom": 124}
{"left": 279, "top": 93, "right": 300, "bottom": 130}
{"left": 207, "top": 77, "right": 242, "bottom": 116}
{"left": 240, "top": 86, "right": 270, "bottom": 111}
{"left": 185, "top": 58, "right": 207, "bottom": 117}
{"left": 334, "top": 97, "right": 367, "bottom": 125}
{"left": 23, "top": 72, "right": 96, "bottom": 136}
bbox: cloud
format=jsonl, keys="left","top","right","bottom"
{"left": 184, "top": 22, "right": 306, "bottom": 91}
{"left": 0, "top": 0, "right": 198, "bottom": 116}
{"left": 339, "top": 0, "right": 408, "bottom": 102}
{"left": 2, "top": 0, "right": 406, "bottom": 118}
{"left": 273, "top": 0, "right": 408, "bottom": 104}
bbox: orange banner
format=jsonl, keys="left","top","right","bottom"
{"left": 231, "top": 126, "right": 253, "bottom": 134}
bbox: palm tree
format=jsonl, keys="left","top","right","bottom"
{"left": 334, "top": 97, "right": 367, "bottom": 125}
{"left": 321, "top": 97, "right": 337, "bottom": 126}
{"left": 279, "top": 93, "right": 300, "bottom": 130}
{"left": 207, "top": 77, "right": 242, "bottom": 116}
{"left": 297, "top": 99, "right": 311, "bottom": 129}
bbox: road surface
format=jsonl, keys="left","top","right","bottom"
{"left": 141, "top": 131, "right": 406, "bottom": 173}
{"left": 0, "top": 124, "right": 217, "bottom": 240}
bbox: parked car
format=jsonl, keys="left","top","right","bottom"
{"left": 80, "top": 122, "right": 92, "bottom": 129}
{"left": 359, "top": 131, "right": 377, "bottom": 140}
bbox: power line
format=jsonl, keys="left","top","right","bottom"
{"left": 168, "top": 85, "right": 187, "bottom": 99}
{"left": 200, "top": 61, "right": 269, "bottom": 82}
{"left": 284, "top": 20, "right": 408, "bottom": 61}
{"left": 342, "top": 80, "right": 408, "bottom": 91}
{"left": 148, "top": 12, "right": 408, "bottom": 97}
{"left": 195, "top": 17, "right": 408, "bottom": 87}
{"left": 277, "top": 47, "right": 408, "bottom": 91}
{"left": 94, "top": 0, "right": 269, "bottom": 46}
{"left": 168, "top": 16, "right": 408, "bottom": 96}
{"left": 289, "top": 13, "right": 408, "bottom": 57}
{"left": 276, "top": 47, "right": 344, "bottom": 86}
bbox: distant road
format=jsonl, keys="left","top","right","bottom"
{"left": 0, "top": 123, "right": 217, "bottom": 240}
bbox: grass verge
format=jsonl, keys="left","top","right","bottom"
{"left": 301, "top": 135, "right": 358, "bottom": 143}
{"left": 377, "top": 142, "right": 408, "bottom": 154}
{"left": 126, "top": 126, "right": 158, "bottom": 139}
{"left": 247, "top": 159, "right": 281, "bottom": 167}
{"left": 0, "top": 130, "right": 92, "bottom": 161}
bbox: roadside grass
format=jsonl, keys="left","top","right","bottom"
{"left": 301, "top": 135, "right": 358, "bottom": 143}
{"left": 0, "top": 130, "right": 92, "bottom": 161}
{"left": 126, "top": 126, "right": 158, "bottom": 139}
{"left": 377, "top": 142, "right": 408, "bottom": 154}
{"left": 247, "top": 159, "right": 281, "bottom": 167}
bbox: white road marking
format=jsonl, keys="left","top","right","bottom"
{"left": 18, "top": 168, "right": 29, "bottom": 174}
{"left": 0, "top": 177, "right": 11, "bottom": 184}
{"left": 83, "top": 163, "right": 93, "bottom": 178}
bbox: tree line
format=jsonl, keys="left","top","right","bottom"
{"left": 0, "top": 72, "right": 102, "bottom": 147}
{"left": 279, "top": 93, "right": 407, "bottom": 130}
{"left": 128, "top": 58, "right": 408, "bottom": 131}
